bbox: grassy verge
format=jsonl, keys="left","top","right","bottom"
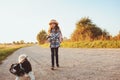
{"left": 41, "top": 40, "right": 120, "bottom": 48}
{"left": 0, "top": 44, "right": 32, "bottom": 64}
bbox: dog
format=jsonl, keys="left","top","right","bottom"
{"left": 10, "top": 54, "right": 35, "bottom": 80}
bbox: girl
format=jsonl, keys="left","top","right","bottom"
{"left": 48, "top": 19, "right": 63, "bottom": 70}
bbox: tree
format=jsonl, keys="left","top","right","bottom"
{"left": 16, "top": 41, "right": 20, "bottom": 44}
{"left": 113, "top": 31, "right": 120, "bottom": 40}
{"left": 99, "top": 29, "right": 110, "bottom": 40}
{"left": 20, "top": 40, "right": 25, "bottom": 44}
{"left": 71, "top": 17, "right": 108, "bottom": 41}
{"left": 13, "top": 41, "right": 16, "bottom": 44}
{"left": 37, "top": 30, "right": 47, "bottom": 44}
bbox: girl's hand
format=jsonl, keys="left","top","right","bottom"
{"left": 46, "top": 36, "right": 50, "bottom": 39}
{"left": 60, "top": 38, "right": 63, "bottom": 43}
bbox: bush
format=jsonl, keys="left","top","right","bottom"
{"left": 37, "top": 30, "right": 47, "bottom": 44}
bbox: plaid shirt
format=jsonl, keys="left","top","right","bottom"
{"left": 48, "top": 29, "right": 61, "bottom": 48}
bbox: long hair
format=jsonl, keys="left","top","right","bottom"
{"left": 48, "top": 24, "right": 60, "bottom": 35}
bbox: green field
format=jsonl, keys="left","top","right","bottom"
{"left": 0, "top": 44, "right": 31, "bottom": 64}
{"left": 41, "top": 40, "right": 120, "bottom": 48}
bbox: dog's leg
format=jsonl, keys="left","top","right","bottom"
{"left": 15, "top": 76, "right": 20, "bottom": 80}
{"left": 28, "top": 71, "right": 35, "bottom": 80}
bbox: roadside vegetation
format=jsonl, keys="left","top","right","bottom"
{"left": 37, "top": 17, "right": 120, "bottom": 48}
{"left": 0, "top": 42, "right": 34, "bottom": 64}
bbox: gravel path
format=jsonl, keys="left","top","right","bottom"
{"left": 0, "top": 45, "right": 120, "bottom": 80}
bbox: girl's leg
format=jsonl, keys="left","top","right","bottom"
{"left": 51, "top": 48, "right": 55, "bottom": 68}
{"left": 55, "top": 48, "right": 59, "bottom": 67}
{"left": 15, "top": 76, "right": 19, "bottom": 80}
{"left": 28, "top": 71, "right": 35, "bottom": 80}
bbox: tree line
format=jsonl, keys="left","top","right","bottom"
{"left": 12, "top": 40, "right": 35, "bottom": 45}
{"left": 37, "top": 17, "right": 120, "bottom": 44}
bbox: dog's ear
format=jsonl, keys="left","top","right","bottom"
{"left": 11, "top": 64, "right": 15, "bottom": 67}
{"left": 11, "top": 64, "right": 14, "bottom": 66}
{"left": 10, "top": 63, "right": 19, "bottom": 68}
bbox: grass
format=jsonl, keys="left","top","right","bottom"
{"left": 0, "top": 44, "right": 32, "bottom": 64}
{"left": 41, "top": 40, "right": 120, "bottom": 48}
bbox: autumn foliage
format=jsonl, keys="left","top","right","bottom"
{"left": 37, "top": 30, "right": 47, "bottom": 44}
{"left": 71, "top": 17, "right": 110, "bottom": 41}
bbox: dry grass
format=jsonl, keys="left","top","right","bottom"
{"left": 0, "top": 44, "right": 31, "bottom": 64}
{"left": 41, "top": 40, "right": 120, "bottom": 48}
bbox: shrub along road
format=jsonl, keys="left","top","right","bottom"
{"left": 0, "top": 45, "right": 120, "bottom": 80}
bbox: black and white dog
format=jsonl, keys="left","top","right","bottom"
{"left": 10, "top": 54, "right": 35, "bottom": 80}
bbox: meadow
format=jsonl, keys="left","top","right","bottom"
{"left": 0, "top": 44, "right": 31, "bottom": 64}
{"left": 41, "top": 40, "right": 120, "bottom": 48}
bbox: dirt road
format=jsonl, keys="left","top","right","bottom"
{"left": 0, "top": 45, "right": 120, "bottom": 80}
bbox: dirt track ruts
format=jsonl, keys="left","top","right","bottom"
{"left": 0, "top": 45, "right": 120, "bottom": 80}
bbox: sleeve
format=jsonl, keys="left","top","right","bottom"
{"left": 47, "top": 33, "right": 53, "bottom": 42}
{"left": 47, "top": 36, "right": 51, "bottom": 42}
{"left": 59, "top": 30, "right": 63, "bottom": 42}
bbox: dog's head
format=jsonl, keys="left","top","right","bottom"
{"left": 18, "top": 54, "right": 28, "bottom": 63}
{"left": 9, "top": 63, "right": 25, "bottom": 76}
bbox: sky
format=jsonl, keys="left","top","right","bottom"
{"left": 0, "top": 0, "right": 120, "bottom": 43}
